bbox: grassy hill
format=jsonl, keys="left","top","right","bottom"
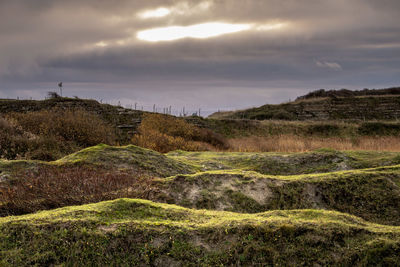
{"left": 1, "top": 145, "right": 400, "bottom": 265}
{"left": 1, "top": 198, "right": 400, "bottom": 266}
{"left": 1, "top": 92, "right": 400, "bottom": 264}
{"left": 0, "top": 97, "right": 145, "bottom": 127}
{"left": 2, "top": 146, "right": 400, "bottom": 223}
{"left": 209, "top": 88, "right": 400, "bottom": 121}
{"left": 3, "top": 97, "right": 400, "bottom": 160}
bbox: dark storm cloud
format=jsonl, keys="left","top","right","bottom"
{"left": 0, "top": 0, "right": 400, "bottom": 113}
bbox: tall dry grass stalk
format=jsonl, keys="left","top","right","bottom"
{"left": 228, "top": 135, "right": 400, "bottom": 152}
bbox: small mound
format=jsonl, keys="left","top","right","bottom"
{"left": 1, "top": 199, "right": 399, "bottom": 266}
{"left": 167, "top": 149, "right": 400, "bottom": 175}
{"left": 158, "top": 167, "right": 400, "bottom": 225}
{"left": 57, "top": 144, "right": 197, "bottom": 177}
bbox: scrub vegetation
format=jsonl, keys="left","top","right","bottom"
{"left": 0, "top": 108, "right": 116, "bottom": 161}
{"left": 131, "top": 113, "right": 228, "bottom": 153}
{"left": 1, "top": 95, "right": 400, "bottom": 265}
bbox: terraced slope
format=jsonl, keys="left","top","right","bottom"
{"left": 1, "top": 199, "right": 400, "bottom": 266}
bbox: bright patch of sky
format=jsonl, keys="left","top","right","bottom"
{"left": 137, "top": 22, "right": 253, "bottom": 42}
{"left": 138, "top": 7, "right": 171, "bottom": 19}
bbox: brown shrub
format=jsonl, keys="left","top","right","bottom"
{"left": 138, "top": 113, "right": 195, "bottom": 139}
{"left": 193, "top": 128, "right": 228, "bottom": 149}
{"left": 132, "top": 114, "right": 228, "bottom": 153}
{"left": 0, "top": 166, "right": 156, "bottom": 216}
{"left": 0, "top": 116, "right": 15, "bottom": 133}
{"left": 0, "top": 109, "right": 117, "bottom": 160}
{"left": 0, "top": 116, "right": 30, "bottom": 159}
{"left": 132, "top": 129, "right": 204, "bottom": 153}
{"left": 9, "top": 108, "right": 116, "bottom": 147}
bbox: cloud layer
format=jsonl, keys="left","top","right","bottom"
{"left": 0, "top": 0, "right": 399, "bottom": 114}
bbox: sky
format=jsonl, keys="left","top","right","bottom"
{"left": 0, "top": 0, "right": 400, "bottom": 115}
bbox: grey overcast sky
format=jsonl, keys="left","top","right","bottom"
{"left": 0, "top": 0, "right": 399, "bottom": 115}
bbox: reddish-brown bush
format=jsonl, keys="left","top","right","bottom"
{"left": 0, "top": 166, "right": 156, "bottom": 216}
{"left": 0, "top": 109, "right": 117, "bottom": 160}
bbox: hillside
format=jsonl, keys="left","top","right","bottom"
{"left": 1, "top": 145, "right": 400, "bottom": 265}
{"left": 209, "top": 88, "right": 400, "bottom": 121}
{"left": 296, "top": 87, "right": 400, "bottom": 100}
{"left": 1, "top": 199, "right": 400, "bottom": 266}
{"left": 1, "top": 95, "right": 400, "bottom": 264}
{"left": 0, "top": 97, "right": 145, "bottom": 130}
{"left": 3, "top": 97, "right": 400, "bottom": 159}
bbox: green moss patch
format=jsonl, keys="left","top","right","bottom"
{"left": 167, "top": 149, "right": 400, "bottom": 175}
{"left": 1, "top": 199, "right": 400, "bottom": 266}
{"left": 55, "top": 144, "right": 198, "bottom": 177}
{"left": 158, "top": 167, "right": 400, "bottom": 225}
{"left": 0, "top": 144, "right": 197, "bottom": 181}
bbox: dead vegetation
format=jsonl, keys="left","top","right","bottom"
{"left": 0, "top": 108, "right": 116, "bottom": 161}
{"left": 0, "top": 166, "right": 155, "bottom": 216}
{"left": 131, "top": 113, "right": 228, "bottom": 153}
{"left": 228, "top": 135, "right": 400, "bottom": 152}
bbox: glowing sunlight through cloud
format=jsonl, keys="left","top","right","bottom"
{"left": 256, "top": 23, "right": 287, "bottom": 31}
{"left": 138, "top": 7, "right": 171, "bottom": 19}
{"left": 137, "top": 22, "right": 253, "bottom": 42}
{"left": 95, "top": 41, "right": 108, "bottom": 47}
{"left": 137, "top": 1, "right": 213, "bottom": 20}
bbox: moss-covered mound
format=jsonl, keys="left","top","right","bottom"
{"left": 1, "top": 198, "right": 399, "bottom": 266}
{"left": 56, "top": 144, "right": 197, "bottom": 177}
{"left": 167, "top": 149, "right": 400, "bottom": 175}
{"left": 158, "top": 166, "right": 400, "bottom": 225}
{"left": 0, "top": 144, "right": 197, "bottom": 181}
{"left": 1, "top": 146, "right": 400, "bottom": 265}
{"left": 2, "top": 147, "right": 400, "bottom": 225}
{"left": 3, "top": 147, "right": 399, "bottom": 181}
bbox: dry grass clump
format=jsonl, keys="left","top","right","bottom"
{"left": 0, "top": 116, "right": 48, "bottom": 160}
{"left": 0, "top": 166, "right": 155, "bottom": 216}
{"left": 228, "top": 135, "right": 400, "bottom": 152}
{"left": 132, "top": 114, "right": 228, "bottom": 153}
{"left": 9, "top": 108, "right": 116, "bottom": 147}
{"left": 0, "top": 109, "right": 116, "bottom": 160}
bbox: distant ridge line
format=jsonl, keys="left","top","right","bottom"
{"left": 296, "top": 87, "right": 400, "bottom": 101}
